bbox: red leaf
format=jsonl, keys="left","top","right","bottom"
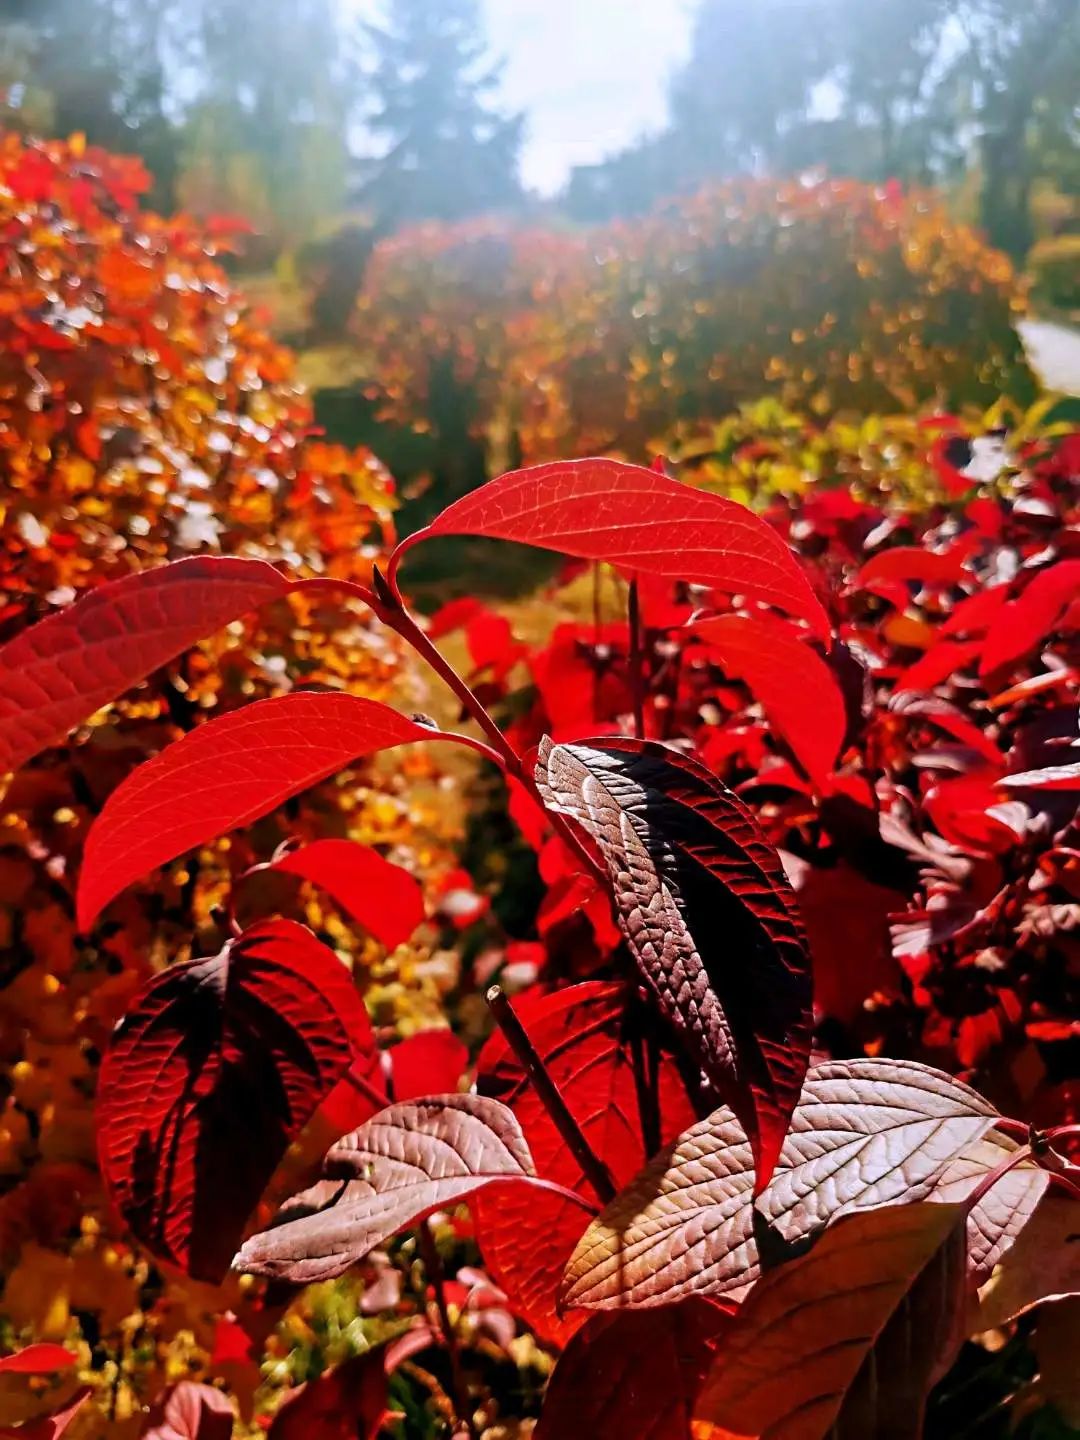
{"left": 856, "top": 547, "right": 969, "bottom": 588}
{"left": 77, "top": 693, "right": 438, "bottom": 929}
{"left": 535, "top": 738, "right": 813, "bottom": 1190}
{"left": 268, "top": 839, "right": 425, "bottom": 950}
{"left": 141, "top": 1382, "right": 234, "bottom": 1440}
{"left": 893, "top": 639, "right": 982, "bottom": 695}
{"left": 268, "top": 1351, "right": 390, "bottom": 1440}
{"left": 980, "top": 560, "right": 1080, "bottom": 678}
{"left": 474, "top": 982, "right": 698, "bottom": 1345}
{"left": 96, "top": 918, "right": 371, "bottom": 1281}
{"left": 0, "top": 1346, "right": 78, "bottom": 1375}
{"left": 535, "top": 1299, "right": 728, "bottom": 1439}
{"left": 387, "top": 1029, "right": 468, "bottom": 1101}
{"left": 782, "top": 857, "right": 904, "bottom": 1023}
{"left": 396, "top": 458, "right": 829, "bottom": 639}
{"left": 693, "top": 614, "right": 845, "bottom": 788}
{"left": 0, "top": 557, "right": 290, "bottom": 775}
{"left": 939, "top": 586, "right": 1008, "bottom": 639}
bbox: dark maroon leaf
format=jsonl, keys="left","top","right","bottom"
{"left": 96, "top": 918, "right": 372, "bottom": 1282}
{"left": 692, "top": 1203, "right": 968, "bottom": 1439}
{"left": 268, "top": 1350, "right": 389, "bottom": 1440}
{"left": 535, "top": 1298, "right": 728, "bottom": 1439}
{"left": 535, "top": 736, "right": 812, "bottom": 1190}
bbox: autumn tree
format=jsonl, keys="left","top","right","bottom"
{"left": 355, "top": 0, "right": 524, "bottom": 229}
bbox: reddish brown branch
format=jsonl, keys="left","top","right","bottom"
{"left": 486, "top": 984, "right": 616, "bottom": 1205}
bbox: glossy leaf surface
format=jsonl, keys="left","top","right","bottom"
{"left": 536, "top": 737, "right": 812, "bottom": 1189}
{"left": 96, "top": 918, "right": 370, "bottom": 1281}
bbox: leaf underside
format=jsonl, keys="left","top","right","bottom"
{"left": 535, "top": 736, "right": 813, "bottom": 1190}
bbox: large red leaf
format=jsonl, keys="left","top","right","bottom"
{"left": 234, "top": 1094, "right": 549, "bottom": 1284}
{"left": 392, "top": 458, "right": 829, "bottom": 639}
{"left": 536, "top": 1299, "right": 728, "bottom": 1440}
{"left": 96, "top": 917, "right": 372, "bottom": 1282}
{"left": 693, "top": 614, "right": 845, "bottom": 788}
{"left": 267, "top": 839, "right": 426, "bottom": 950}
{"left": 561, "top": 1057, "right": 997, "bottom": 1311}
{"left": 77, "top": 693, "right": 438, "bottom": 929}
{"left": 0, "top": 1346, "right": 77, "bottom": 1375}
{"left": 979, "top": 559, "right": 1080, "bottom": 678}
{"left": 473, "top": 982, "right": 698, "bottom": 1346}
{"left": 141, "top": 1382, "right": 234, "bottom": 1440}
{"left": 386, "top": 1029, "right": 468, "bottom": 1101}
{"left": 855, "top": 546, "right": 969, "bottom": 589}
{"left": 0, "top": 557, "right": 290, "bottom": 774}
{"left": 692, "top": 1203, "right": 967, "bottom": 1440}
{"left": 267, "top": 1350, "right": 391, "bottom": 1440}
{"left": 535, "top": 737, "right": 813, "bottom": 1190}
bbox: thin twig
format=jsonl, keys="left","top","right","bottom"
{"left": 418, "top": 1219, "right": 478, "bottom": 1440}
{"left": 374, "top": 570, "right": 607, "bottom": 885}
{"left": 486, "top": 985, "right": 616, "bottom": 1204}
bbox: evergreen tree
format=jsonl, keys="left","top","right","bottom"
{"left": 356, "top": 0, "right": 523, "bottom": 229}
{"left": 0, "top": 0, "right": 181, "bottom": 205}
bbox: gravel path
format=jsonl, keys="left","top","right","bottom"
{"left": 1018, "top": 318, "right": 1080, "bottom": 396}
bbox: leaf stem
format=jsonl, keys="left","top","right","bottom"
{"left": 486, "top": 984, "right": 617, "bottom": 1205}
{"left": 372, "top": 568, "right": 608, "bottom": 886}
{"left": 628, "top": 576, "right": 645, "bottom": 739}
{"left": 964, "top": 1144, "right": 1032, "bottom": 1212}
{"left": 418, "top": 1218, "right": 478, "bottom": 1440}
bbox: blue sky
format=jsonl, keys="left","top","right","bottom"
{"left": 344, "top": 1, "right": 696, "bottom": 193}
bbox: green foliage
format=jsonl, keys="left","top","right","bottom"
{"left": 1030, "top": 234, "right": 1080, "bottom": 314}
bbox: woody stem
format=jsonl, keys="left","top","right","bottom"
{"left": 486, "top": 984, "right": 616, "bottom": 1205}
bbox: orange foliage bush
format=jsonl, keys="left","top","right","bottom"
{"left": 357, "top": 177, "right": 1035, "bottom": 470}
{"left": 0, "top": 133, "right": 465, "bottom": 1429}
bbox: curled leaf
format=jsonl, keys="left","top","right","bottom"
{"left": 267, "top": 839, "right": 426, "bottom": 950}
{"left": 536, "top": 737, "right": 812, "bottom": 1190}
{"left": 692, "top": 614, "right": 845, "bottom": 788}
{"left": 235, "top": 1094, "right": 544, "bottom": 1284}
